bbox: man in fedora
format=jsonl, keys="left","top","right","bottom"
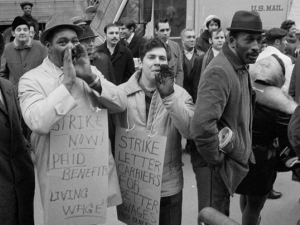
{"left": 20, "top": 1, "right": 39, "bottom": 40}
{"left": 18, "top": 12, "right": 126, "bottom": 221}
{"left": 79, "top": 25, "right": 115, "bottom": 83}
{"left": 191, "top": 10, "right": 263, "bottom": 217}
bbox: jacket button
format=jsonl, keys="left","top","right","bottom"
{"left": 5, "top": 122, "right": 10, "bottom": 127}
{"left": 23, "top": 64, "right": 26, "bottom": 67}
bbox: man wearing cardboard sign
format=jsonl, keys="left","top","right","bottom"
{"left": 18, "top": 12, "right": 126, "bottom": 224}
{"left": 114, "top": 37, "right": 194, "bottom": 225}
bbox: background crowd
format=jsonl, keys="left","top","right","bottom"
{"left": 1, "top": 1, "right": 300, "bottom": 225}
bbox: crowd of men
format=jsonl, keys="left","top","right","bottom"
{"left": 1, "top": 1, "right": 300, "bottom": 225}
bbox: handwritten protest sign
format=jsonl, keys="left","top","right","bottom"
{"left": 115, "top": 127, "right": 167, "bottom": 225}
{"left": 47, "top": 106, "right": 109, "bottom": 225}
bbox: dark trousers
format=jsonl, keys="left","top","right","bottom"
{"left": 159, "top": 191, "right": 183, "bottom": 225}
{"left": 190, "top": 141, "right": 230, "bottom": 216}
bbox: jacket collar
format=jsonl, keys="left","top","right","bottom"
{"left": 122, "top": 71, "right": 143, "bottom": 95}
{"left": 43, "top": 56, "right": 64, "bottom": 78}
{"left": 222, "top": 42, "right": 248, "bottom": 71}
{"left": 14, "top": 38, "right": 32, "bottom": 50}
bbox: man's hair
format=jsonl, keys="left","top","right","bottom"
{"left": 104, "top": 23, "right": 119, "bottom": 34}
{"left": 139, "top": 37, "right": 171, "bottom": 61}
{"left": 206, "top": 18, "right": 221, "bottom": 29}
{"left": 45, "top": 26, "right": 77, "bottom": 44}
{"left": 154, "top": 18, "right": 169, "bottom": 30}
{"left": 180, "top": 28, "right": 195, "bottom": 39}
{"left": 280, "top": 20, "right": 295, "bottom": 31}
{"left": 118, "top": 17, "right": 136, "bottom": 31}
{"left": 266, "top": 37, "right": 279, "bottom": 46}
{"left": 209, "top": 27, "right": 224, "bottom": 38}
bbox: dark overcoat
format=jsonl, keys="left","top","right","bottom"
{"left": 0, "top": 78, "right": 35, "bottom": 225}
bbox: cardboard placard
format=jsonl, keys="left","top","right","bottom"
{"left": 115, "top": 127, "right": 167, "bottom": 225}
{"left": 47, "top": 106, "right": 109, "bottom": 225}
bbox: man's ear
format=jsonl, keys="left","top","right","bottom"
{"left": 154, "top": 28, "right": 158, "bottom": 35}
{"left": 229, "top": 36, "right": 235, "bottom": 48}
{"left": 209, "top": 38, "right": 212, "bottom": 45}
{"left": 11, "top": 30, "right": 15, "bottom": 37}
{"left": 45, "top": 41, "right": 52, "bottom": 53}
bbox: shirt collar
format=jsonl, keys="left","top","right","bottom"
{"left": 44, "top": 56, "right": 64, "bottom": 78}
{"left": 211, "top": 48, "right": 220, "bottom": 57}
{"left": 14, "top": 38, "right": 32, "bottom": 50}
{"left": 222, "top": 42, "right": 248, "bottom": 71}
{"left": 126, "top": 33, "right": 135, "bottom": 44}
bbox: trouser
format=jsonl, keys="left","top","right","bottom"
{"left": 159, "top": 191, "right": 183, "bottom": 225}
{"left": 190, "top": 141, "right": 230, "bottom": 216}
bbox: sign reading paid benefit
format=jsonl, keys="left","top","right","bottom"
{"left": 115, "top": 128, "right": 167, "bottom": 225}
{"left": 48, "top": 106, "right": 109, "bottom": 225}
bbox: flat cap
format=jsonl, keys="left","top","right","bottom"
{"left": 20, "top": 1, "right": 33, "bottom": 8}
{"left": 265, "top": 28, "right": 288, "bottom": 41}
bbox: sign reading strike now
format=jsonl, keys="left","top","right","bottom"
{"left": 115, "top": 127, "right": 167, "bottom": 225}
{"left": 48, "top": 106, "right": 109, "bottom": 225}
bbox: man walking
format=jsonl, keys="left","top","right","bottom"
{"left": 191, "top": 10, "right": 263, "bottom": 216}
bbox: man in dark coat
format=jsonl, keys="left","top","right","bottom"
{"left": 118, "top": 17, "right": 146, "bottom": 58}
{"left": 79, "top": 25, "right": 116, "bottom": 83}
{"left": 95, "top": 23, "right": 135, "bottom": 85}
{"left": 155, "top": 18, "right": 184, "bottom": 86}
{"left": 195, "top": 15, "right": 220, "bottom": 55}
{"left": 0, "top": 16, "right": 47, "bottom": 91}
{"left": 20, "top": 1, "right": 39, "bottom": 40}
{"left": 0, "top": 77, "right": 35, "bottom": 225}
{"left": 191, "top": 10, "right": 263, "bottom": 217}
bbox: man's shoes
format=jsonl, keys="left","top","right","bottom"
{"left": 267, "top": 189, "right": 282, "bottom": 199}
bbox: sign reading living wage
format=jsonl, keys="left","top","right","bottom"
{"left": 47, "top": 106, "right": 109, "bottom": 225}
{"left": 115, "top": 127, "right": 167, "bottom": 225}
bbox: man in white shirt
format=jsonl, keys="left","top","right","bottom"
{"left": 251, "top": 28, "right": 293, "bottom": 93}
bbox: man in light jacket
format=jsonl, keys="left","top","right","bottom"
{"left": 114, "top": 37, "right": 194, "bottom": 225}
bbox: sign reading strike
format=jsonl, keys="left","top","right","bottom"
{"left": 115, "top": 128, "right": 167, "bottom": 225}
{"left": 48, "top": 106, "right": 109, "bottom": 225}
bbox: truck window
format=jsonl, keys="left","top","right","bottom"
{"left": 120, "top": 0, "right": 140, "bottom": 23}
{"left": 154, "top": 0, "right": 186, "bottom": 38}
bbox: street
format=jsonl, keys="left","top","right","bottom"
{"left": 34, "top": 150, "right": 300, "bottom": 225}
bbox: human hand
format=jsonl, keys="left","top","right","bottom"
{"left": 62, "top": 45, "right": 76, "bottom": 92}
{"left": 72, "top": 44, "right": 94, "bottom": 83}
{"left": 155, "top": 64, "right": 174, "bottom": 99}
